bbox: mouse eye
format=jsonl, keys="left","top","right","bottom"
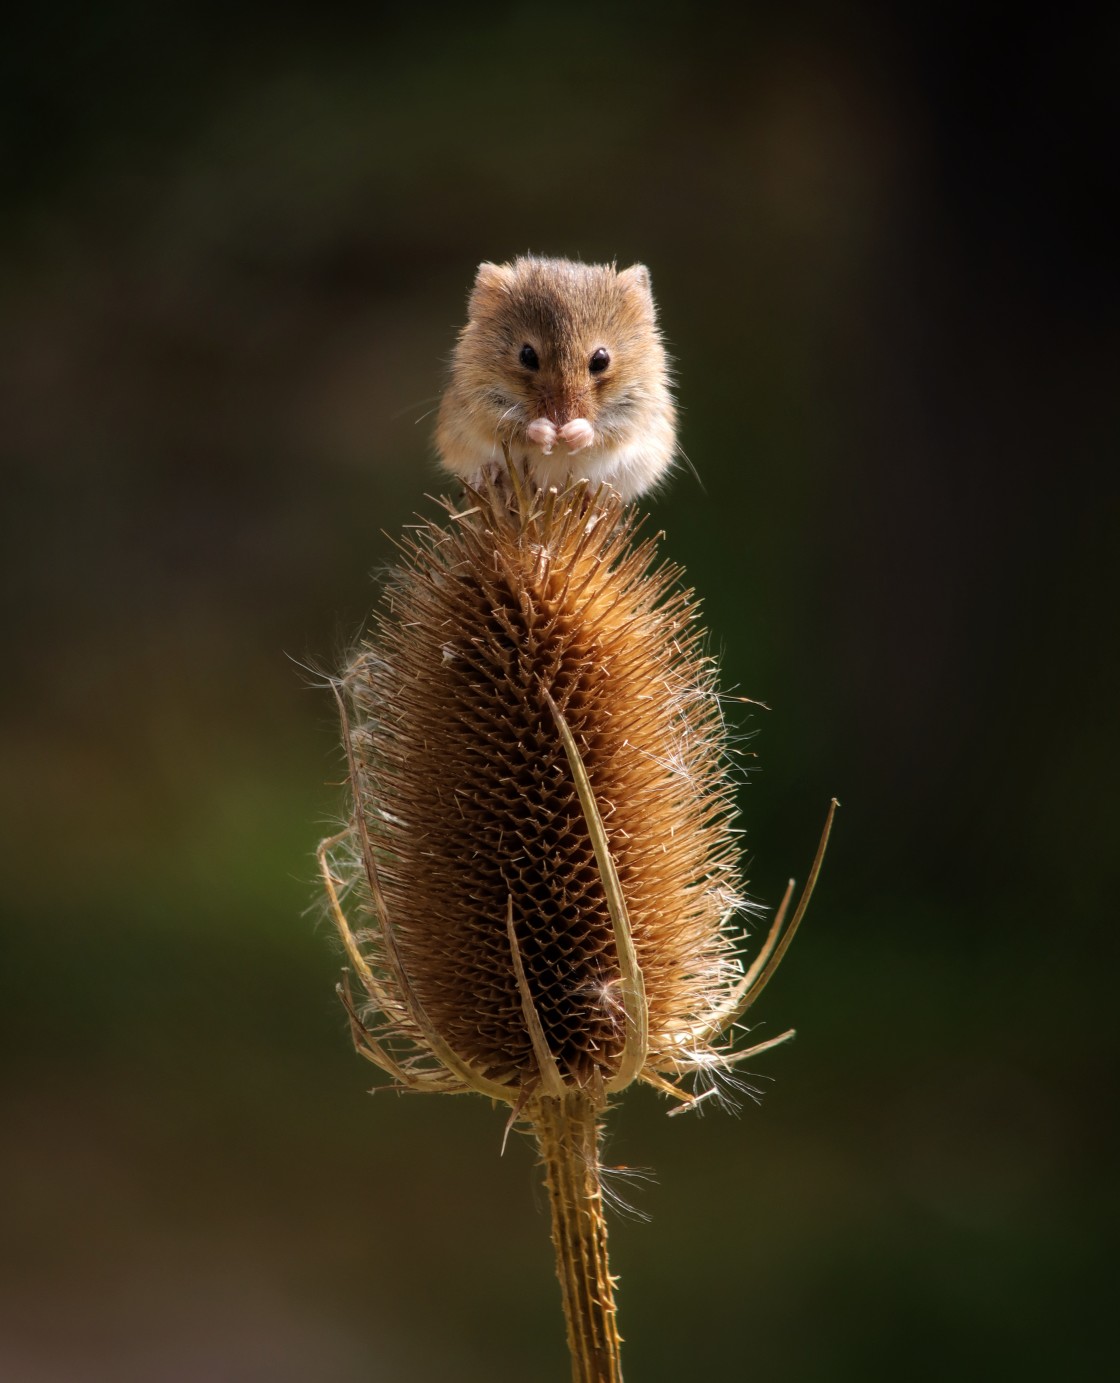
{"left": 589, "top": 348, "right": 611, "bottom": 374}
{"left": 518, "top": 344, "right": 540, "bottom": 371}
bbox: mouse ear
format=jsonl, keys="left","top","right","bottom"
{"left": 469, "top": 261, "right": 513, "bottom": 314}
{"left": 618, "top": 263, "right": 655, "bottom": 314}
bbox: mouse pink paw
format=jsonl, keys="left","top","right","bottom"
{"left": 559, "top": 418, "right": 594, "bottom": 454}
{"left": 526, "top": 418, "right": 558, "bottom": 454}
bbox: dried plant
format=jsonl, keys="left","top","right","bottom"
{"left": 319, "top": 468, "right": 833, "bottom": 1382}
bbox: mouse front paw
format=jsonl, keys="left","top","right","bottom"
{"left": 526, "top": 418, "right": 558, "bottom": 454}
{"left": 559, "top": 419, "right": 594, "bottom": 454}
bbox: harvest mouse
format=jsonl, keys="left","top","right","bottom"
{"left": 435, "top": 256, "right": 677, "bottom": 500}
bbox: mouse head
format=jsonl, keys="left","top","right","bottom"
{"left": 460, "top": 257, "right": 663, "bottom": 436}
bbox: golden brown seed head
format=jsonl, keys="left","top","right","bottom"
{"left": 333, "top": 478, "right": 747, "bottom": 1100}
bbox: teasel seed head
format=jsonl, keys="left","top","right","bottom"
{"left": 319, "top": 473, "right": 831, "bottom": 1114}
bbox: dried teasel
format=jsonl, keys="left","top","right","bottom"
{"left": 318, "top": 469, "right": 833, "bottom": 1382}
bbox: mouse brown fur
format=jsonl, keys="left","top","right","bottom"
{"left": 436, "top": 256, "right": 677, "bottom": 500}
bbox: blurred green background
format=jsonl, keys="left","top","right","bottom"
{"left": 2, "top": 4, "right": 1115, "bottom": 1380}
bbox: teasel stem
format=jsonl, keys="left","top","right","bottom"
{"left": 532, "top": 1091, "right": 623, "bottom": 1383}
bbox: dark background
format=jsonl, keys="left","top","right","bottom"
{"left": 2, "top": 4, "right": 1115, "bottom": 1380}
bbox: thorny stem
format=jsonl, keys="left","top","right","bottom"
{"left": 532, "top": 1091, "right": 623, "bottom": 1383}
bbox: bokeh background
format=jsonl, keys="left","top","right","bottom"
{"left": 2, "top": 4, "right": 1115, "bottom": 1380}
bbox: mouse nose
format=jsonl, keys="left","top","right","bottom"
{"left": 543, "top": 391, "right": 583, "bottom": 428}
{"left": 539, "top": 371, "right": 588, "bottom": 427}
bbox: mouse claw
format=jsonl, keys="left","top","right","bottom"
{"left": 527, "top": 418, "right": 558, "bottom": 455}
{"left": 559, "top": 419, "right": 594, "bottom": 454}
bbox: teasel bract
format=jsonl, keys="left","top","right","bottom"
{"left": 319, "top": 467, "right": 833, "bottom": 1383}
